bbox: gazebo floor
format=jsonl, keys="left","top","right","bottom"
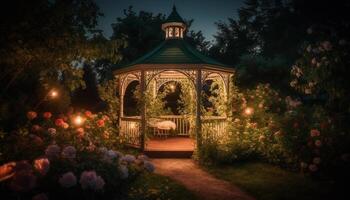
{"left": 145, "top": 137, "right": 195, "bottom": 158}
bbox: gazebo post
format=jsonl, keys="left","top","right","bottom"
{"left": 140, "top": 70, "right": 146, "bottom": 151}
{"left": 195, "top": 69, "right": 202, "bottom": 149}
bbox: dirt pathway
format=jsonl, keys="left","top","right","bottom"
{"left": 152, "top": 159, "right": 255, "bottom": 200}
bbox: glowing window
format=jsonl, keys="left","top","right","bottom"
{"left": 168, "top": 27, "right": 173, "bottom": 37}
{"left": 175, "top": 27, "right": 180, "bottom": 37}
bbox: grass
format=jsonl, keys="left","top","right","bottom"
{"left": 204, "top": 162, "right": 338, "bottom": 200}
{"left": 127, "top": 172, "right": 197, "bottom": 200}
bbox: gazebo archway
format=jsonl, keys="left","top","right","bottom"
{"left": 114, "top": 6, "right": 235, "bottom": 153}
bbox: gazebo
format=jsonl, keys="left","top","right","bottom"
{"left": 113, "top": 6, "right": 234, "bottom": 152}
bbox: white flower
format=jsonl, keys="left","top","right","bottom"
{"left": 61, "top": 146, "right": 76, "bottom": 160}
{"left": 45, "top": 144, "right": 60, "bottom": 160}
{"left": 59, "top": 172, "right": 77, "bottom": 188}
{"left": 121, "top": 154, "right": 136, "bottom": 164}
{"left": 47, "top": 128, "right": 56, "bottom": 136}
{"left": 79, "top": 171, "right": 105, "bottom": 191}
{"left": 143, "top": 161, "right": 155, "bottom": 172}
{"left": 33, "top": 158, "right": 50, "bottom": 176}
{"left": 119, "top": 165, "right": 129, "bottom": 179}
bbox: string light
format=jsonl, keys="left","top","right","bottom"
{"left": 49, "top": 90, "right": 58, "bottom": 98}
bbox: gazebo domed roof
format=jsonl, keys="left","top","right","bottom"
{"left": 164, "top": 6, "right": 185, "bottom": 24}
{"left": 114, "top": 6, "right": 232, "bottom": 72}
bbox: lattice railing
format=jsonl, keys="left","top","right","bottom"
{"left": 120, "top": 116, "right": 141, "bottom": 146}
{"left": 202, "top": 116, "right": 228, "bottom": 141}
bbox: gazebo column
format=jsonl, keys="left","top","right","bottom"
{"left": 140, "top": 70, "right": 146, "bottom": 151}
{"left": 195, "top": 69, "right": 202, "bottom": 149}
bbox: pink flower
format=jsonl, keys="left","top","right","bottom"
{"left": 43, "top": 112, "right": 52, "bottom": 119}
{"left": 32, "top": 193, "right": 48, "bottom": 200}
{"left": 62, "top": 123, "right": 69, "bottom": 129}
{"left": 10, "top": 170, "right": 37, "bottom": 192}
{"left": 310, "top": 129, "right": 320, "bottom": 137}
{"left": 33, "top": 158, "right": 50, "bottom": 176}
{"left": 45, "top": 144, "right": 60, "bottom": 160}
{"left": 315, "top": 140, "right": 322, "bottom": 147}
{"left": 97, "top": 119, "right": 105, "bottom": 127}
{"left": 313, "top": 157, "right": 321, "bottom": 164}
{"left": 62, "top": 146, "right": 76, "bottom": 160}
{"left": 48, "top": 128, "right": 57, "bottom": 137}
{"left": 27, "top": 111, "right": 37, "bottom": 120}
{"left": 0, "top": 162, "right": 16, "bottom": 181}
{"left": 102, "top": 115, "right": 110, "bottom": 121}
{"left": 79, "top": 171, "right": 105, "bottom": 191}
{"left": 308, "top": 164, "right": 318, "bottom": 172}
{"left": 59, "top": 172, "right": 77, "bottom": 188}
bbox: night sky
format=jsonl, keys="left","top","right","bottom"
{"left": 96, "top": 0, "right": 244, "bottom": 41}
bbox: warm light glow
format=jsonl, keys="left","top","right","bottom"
{"left": 130, "top": 122, "right": 136, "bottom": 129}
{"left": 244, "top": 107, "right": 254, "bottom": 116}
{"left": 74, "top": 116, "right": 84, "bottom": 126}
{"left": 169, "top": 84, "right": 175, "bottom": 92}
{"left": 50, "top": 90, "right": 58, "bottom": 98}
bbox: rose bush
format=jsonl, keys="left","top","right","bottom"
{"left": 0, "top": 110, "right": 155, "bottom": 199}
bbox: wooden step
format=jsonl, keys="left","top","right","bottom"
{"left": 144, "top": 150, "right": 193, "bottom": 158}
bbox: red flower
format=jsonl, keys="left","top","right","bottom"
{"left": 310, "top": 129, "right": 320, "bottom": 137}
{"left": 85, "top": 111, "right": 93, "bottom": 118}
{"left": 43, "top": 112, "right": 52, "bottom": 119}
{"left": 27, "top": 111, "right": 37, "bottom": 120}
{"left": 55, "top": 119, "right": 65, "bottom": 127}
{"left": 97, "top": 119, "right": 105, "bottom": 127}
{"left": 102, "top": 115, "right": 110, "bottom": 121}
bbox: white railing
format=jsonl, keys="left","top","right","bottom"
{"left": 120, "top": 116, "right": 141, "bottom": 146}
{"left": 158, "top": 115, "right": 191, "bottom": 136}
{"left": 120, "top": 115, "right": 228, "bottom": 145}
{"left": 202, "top": 116, "right": 227, "bottom": 141}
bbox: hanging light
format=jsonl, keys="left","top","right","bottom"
{"left": 244, "top": 107, "right": 254, "bottom": 116}
{"left": 169, "top": 84, "right": 176, "bottom": 92}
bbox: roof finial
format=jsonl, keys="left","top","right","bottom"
{"left": 172, "top": 4, "right": 176, "bottom": 11}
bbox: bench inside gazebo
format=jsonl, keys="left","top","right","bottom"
{"left": 113, "top": 6, "right": 234, "bottom": 157}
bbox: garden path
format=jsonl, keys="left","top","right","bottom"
{"left": 152, "top": 159, "right": 255, "bottom": 200}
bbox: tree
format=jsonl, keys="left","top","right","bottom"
{"left": 0, "top": 0, "right": 104, "bottom": 130}
{"left": 111, "top": 6, "right": 210, "bottom": 64}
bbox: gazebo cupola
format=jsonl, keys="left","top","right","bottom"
{"left": 162, "top": 6, "right": 186, "bottom": 39}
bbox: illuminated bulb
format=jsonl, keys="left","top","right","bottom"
{"left": 244, "top": 107, "right": 254, "bottom": 116}
{"left": 169, "top": 84, "right": 175, "bottom": 92}
{"left": 74, "top": 116, "right": 84, "bottom": 126}
{"left": 130, "top": 122, "right": 136, "bottom": 129}
{"left": 50, "top": 90, "right": 58, "bottom": 98}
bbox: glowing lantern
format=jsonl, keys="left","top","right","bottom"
{"left": 244, "top": 107, "right": 254, "bottom": 116}
{"left": 73, "top": 116, "right": 84, "bottom": 126}
{"left": 50, "top": 90, "right": 58, "bottom": 98}
{"left": 169, "top": 84, "right": 176, "bottom": 92}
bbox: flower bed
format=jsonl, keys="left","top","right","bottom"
{"left": 0, "top": 110, "right": 155, "bottom": 199}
